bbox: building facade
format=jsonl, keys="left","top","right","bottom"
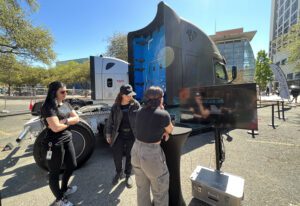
{"left": 210, "top": 28, "right": 256, "bottom": 83}
{"left": 269, "top": 0, "right": 300, "bottom": 85}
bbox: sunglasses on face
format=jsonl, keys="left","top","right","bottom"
{"left": 60, "top": 90, "right": 67, "bottom": 94}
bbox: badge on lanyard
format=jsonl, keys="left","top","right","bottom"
{"left": 46, "top": 142, "right": 53, "bottom": 160}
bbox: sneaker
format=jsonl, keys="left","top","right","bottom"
{"left": 53, "top": 198, "right": 73, "bottom": 206}
{"left": 125, "top": 176, "right": 133, "bottom": 188}
{"left": 112, "top": 173, "right": 122, "bottom": 186}
{"left": 64, "top": 185, "right": 78, "bottom": 196}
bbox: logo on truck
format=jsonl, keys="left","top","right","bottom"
{"left": 186, "top": 29, "right": 197, "bottom": 42}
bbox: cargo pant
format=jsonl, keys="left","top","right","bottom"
{"left": 131, "top": 139, "right": 169, "bottom": 206}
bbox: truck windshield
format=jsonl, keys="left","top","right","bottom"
{"left": 215, "top": 62, "right": 227, "bottom": 81}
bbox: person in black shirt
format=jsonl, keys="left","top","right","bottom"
{"left": 131, "top": 86, "right": 174, "bottom": 206}
{"left": 41, "top": 81, "right": 79, "bottom": 206}
{"left": 105, "top": 84, "right": 141, "bottom": 188}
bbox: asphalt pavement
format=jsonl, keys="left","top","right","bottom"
{"left": 0, "top": 105, "right": 299, "bottom": 206}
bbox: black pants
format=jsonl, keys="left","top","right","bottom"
{"left": 112, "top": 136, "right": 134, "bottom": 177}
{"left": 47, "top": 140, "right": 77, "bottom": 200}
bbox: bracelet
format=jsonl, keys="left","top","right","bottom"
{"left": 65, "top": 118, "right": 69, "bottom": 126}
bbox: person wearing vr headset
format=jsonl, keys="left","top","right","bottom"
{"left": 105, "top": 84, "right": 141, "bottom": 188}
{"left": 131, "top": 86, "right": 174, "bottom": 206}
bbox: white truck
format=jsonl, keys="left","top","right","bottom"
{"left": 16, "top": 2, "right": 236, "bottom": 170}
{"left": 16, "top": 56, "right": 130, "bottom": 170}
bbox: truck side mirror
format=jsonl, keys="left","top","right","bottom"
{"left": 232, "top": 66, "right": 237, "bottom": 80}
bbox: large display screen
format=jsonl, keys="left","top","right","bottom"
{"left": 179, "top": 83, "right": 258, "bottom": 130}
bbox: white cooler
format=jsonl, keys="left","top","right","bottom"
{"left": 190, "top": 166, "right": 245, "bottom": 206}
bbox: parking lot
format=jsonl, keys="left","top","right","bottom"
{"left": 0, "top": 104, "right": 300, "bottom": 206}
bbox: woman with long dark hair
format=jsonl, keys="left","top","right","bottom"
{"left": 41, "top": 81, "right": 79, "bottom": 206}
{"left": 131, "top": 86, "right": 174, "bottom": 206}
{"left": 105, "top": 84, "right": 141, "bottom": 188}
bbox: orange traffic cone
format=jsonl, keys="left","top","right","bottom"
{"left": 29, "top": 99, "right": 33, "bottom": 111}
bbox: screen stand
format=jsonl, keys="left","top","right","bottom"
{"left": 214, "top": 127, "right": 224, "bottom": 171}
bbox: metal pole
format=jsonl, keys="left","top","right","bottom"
{"left": 247, "top": 129, "right": 259, "bottom": 138}
{"left": 214, "top": 128, "right": 221, "bottom": 171}
{"left": 272, "top": 105, "right": 275, "bottom": 126}
{"left": 1, "top": 94, "right": 9, "bottom": 113}
{"left": 268, "top": 104, "right": 278, "bottom": 128}
{"left": 282, "top": 101, "right": 285, "bottom": 121}
{"left": 277, "top": 101, "right": 281, "bottom": 119}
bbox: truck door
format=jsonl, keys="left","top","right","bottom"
{"left": 102, "top": 74, "right": 127, "bottom": 100}
{"left": 102, "top": 59, "right": 128, "bottom": 100}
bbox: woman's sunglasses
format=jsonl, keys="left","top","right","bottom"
{"left": 60, "top": 90, "right": 67, "bottom": 94}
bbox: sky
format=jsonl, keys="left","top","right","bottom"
{"left": 29, "top": 0, "right": 272, "bottom": 65}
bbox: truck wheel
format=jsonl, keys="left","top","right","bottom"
{"left": 33, "top": 121, "right": 95, "bottom": 171}
{"left": 71, "top": 104, "right": 81, "bottom": 110}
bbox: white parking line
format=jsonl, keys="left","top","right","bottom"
{"left": 246, "top": 139, "right": 299, "bottom": 147}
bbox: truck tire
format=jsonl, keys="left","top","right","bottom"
{"left": 71, "top": 104, "right": 81, "bottom": 110}
{"left": 33, "top": 120, "right": 95, "bottom": 171}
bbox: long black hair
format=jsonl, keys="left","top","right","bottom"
{"left": 42, "top": 81, "right": 66, "bottom": 109}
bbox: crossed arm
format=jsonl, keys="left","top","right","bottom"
{"left": 46, "top": 110, "right": 79, "bottom": 133}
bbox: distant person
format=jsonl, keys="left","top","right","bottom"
{"left": 105, "top": 84, "right": 141, "bottom": 188}
{"left": 41, "top": 81, "right": 79, "bottom": 206}
{"left": 131, "top": 86, "right": 174, "bottom": 206}
{"left": 266, "top": 87, "right": 270, "bottom": 96}
{"left": 291, "top": 89, "right": 299, "bottom": 103}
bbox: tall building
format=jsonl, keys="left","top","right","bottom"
{"left": 269, "top": 0, "right": 300, "bottom": 85}
{"left": 210, "top": 28, "right": 256, "bottom": 82}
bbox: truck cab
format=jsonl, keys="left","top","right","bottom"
{"left": 128, "top": 2, "right": 230, "bottom": 106}
{"left": 90, "top": 56, "right": 129, "bottom": 103}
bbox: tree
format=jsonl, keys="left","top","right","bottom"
{"left": 43, "top": 61, "right": 90, "bottom": 88}
{"left": 105, "top": 32, "right": 128, "bottom": 61}
{"left": 0, "top": 0, "right": 55, "bottom": 65}
{"left": 254, "top": 50, "right": 273, "bottom": 92}
{"left": 21, "top": 65, "right": 47, "bottom": 94}
{"left": 0, "top": 54, "right": 23, "bottom": 95}
{"left": 72, "top": 61, "right": 90, "bottom": 88}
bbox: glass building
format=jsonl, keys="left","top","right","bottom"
{"left": 210, "top": 28, "right": 256, "bottom": 83}
{"left": 269, "top": 0, "right": 300, "bottom": 86}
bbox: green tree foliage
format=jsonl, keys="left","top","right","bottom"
{"left": 0, "top": 58, "right": 90, "bottom": 92}
{"left": 72, "top": 61, "right": 90, "bottom": 88}
{"left": 21, "top": 66, "right": 47, "bottom": 86}
{"left": 43, "top": 61, "right": 90, "bottom": 87}
{"left": 0, "top": 0, "right": 55, "bottom": 64}
{"left": 254, "top": 50, "right": 273, "bottom": 91}
{"left": 0, "top": 54, "right": 22, "bottom": 95}
{"left": 105, "top": 32, "right": 128, "bottom": 61}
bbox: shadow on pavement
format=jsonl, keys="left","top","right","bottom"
{"left": 1, "top": 138, "right": 127, "bottom": 205}
{"left": 182, "top": 132, "right": 215, "bottom": 155}
{"left": 0, "top": 144, "right": 48, "bottom": 199}
{"left": 1, "top": 162, "right": 48, "bottom": 199}
{"left": 64, "top": 138, "right": 127, "bottom": 206}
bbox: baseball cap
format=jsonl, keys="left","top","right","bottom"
{"left": 120, "top": 84, "right": 136, "bottom": 96}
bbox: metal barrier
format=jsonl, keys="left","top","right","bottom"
{"left": 0, "top": 86, "right": 91, "bottom": 115}
{"left": 268, "top": 104, "right": 279, "bottom": 129}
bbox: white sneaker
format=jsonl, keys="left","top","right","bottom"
{"left": 54, "top": 199, "right": 74, "bottom": 206}
{"left": 64, "top": 185, "right": 78, "bottom": 196}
